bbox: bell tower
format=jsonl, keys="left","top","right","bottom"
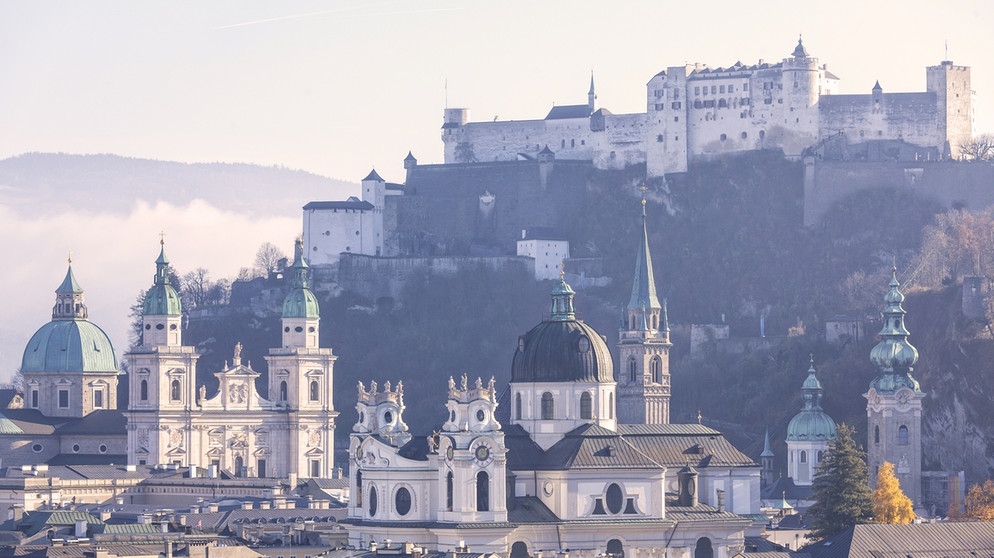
{"left": 617, "top": 186, "right": 671, "bottom": 424}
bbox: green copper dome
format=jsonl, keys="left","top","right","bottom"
{"left": 786, "top": 359, "right": 836, "bottom": 442}
{"left": 869, "top": 269, "right": 921, "bottom": 394}
{"left": 511, "top": 278, "right": 614, "bottom": 383}
{"left": 143, "top": 242, "right": 182, "bottom": 316}
{"left": 22, "top": 266, "right": 118, "bottom": 373}
{"left": 283, "top": 239, "right": 320, "bottom": 319}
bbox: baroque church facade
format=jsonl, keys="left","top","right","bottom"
{"left": 125, "top": 239, "right": 338, "bottom": 479}
{"left": 441, "top": 38, "right": 973, "bottom": 176}
{"left": 344, "top": 204, "right": 761, "bottom": 557}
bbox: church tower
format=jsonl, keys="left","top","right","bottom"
{"left": 617, "top": 187, "right": 671, "bottom": 424}
{"left": 588, "top": 72, "right": 597, "bottom": 113}
{"left": 865, "top": 268, "right": 924, "bottom": 504}
{"left": 786, "top": 357, "right": 836, "bottom": 486}
{"left": 126, "top": 239, "right": 200, "bottom": 466}
{"left": 265, "top": 238, "right": 338, "bottom": 478}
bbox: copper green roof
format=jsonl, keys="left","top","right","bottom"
{"left": 22, "top": 320, "right": 119, "bottom": 373}
{"left": 628, "top": 198, "right": 661, "bottom": 312}
{"left": 0, "top": 411, "right": 24, "bottom": 435}
{"left": 142, "top": 242, "right": 182, "bottom": 316}
{"left": 283, "top": 239, "right": 320, "bottom": 319}
{"left": 787, "top": 360, "right": 836, "bottom": 442}
{"left": 56, "top": 265, "right": 83, "bottom": 293}
{"left": 869, "top": 268, "right": 921, "bottom": 394}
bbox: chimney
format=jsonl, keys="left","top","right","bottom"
{"left": 369, "top": 541, "right": 377, "bottom": 553}
{"left": 164, "top": 541, "right": 173, "bottom": 558}
{"left": 678, "top": 465, "right": 699, "bottom": 507}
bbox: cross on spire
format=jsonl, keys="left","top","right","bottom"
{"left": 159, "top": 231, "right": 166, "bottom": 246}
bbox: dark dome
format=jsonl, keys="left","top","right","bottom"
{"left": 511, "top": 319, "right": 614, "bottom": 383}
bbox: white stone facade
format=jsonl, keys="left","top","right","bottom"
{"left": 442, "top": 39, "right": 972, "bottom": 176}
{"left": 516, "top": 232, "right": 569, "bottom": 281}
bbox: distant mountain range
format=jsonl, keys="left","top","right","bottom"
{"left": 0, "top": 153, "right": 357, "bottom": 217}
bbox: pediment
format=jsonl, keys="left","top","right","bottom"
{"left": 304, "top": 447, "right": 325, "bottom": 456}
{"left": 166, "top": 446, "right": 187, "bottom": 456}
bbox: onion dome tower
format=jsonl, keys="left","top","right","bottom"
{"left": 617, "top": 186, "right": 671, "bottom": 424}
{"left": 141, "top": 239, "right": 183, "bottom": 347}
{"left": 21, "top": 258, "right": 119, "bottom": 417}
{"left": 510, "top": 272, "right": 616, "bottom": 449}
{"left": 865, "top": 268, "right": 924, "bottom": 504}
{"left": 786, "top": 357, "right": 836, "bottom": 485}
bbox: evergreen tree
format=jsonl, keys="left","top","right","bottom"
{"left": 807, "top": 424, "right": 873, "bottom": 539}
{"left": 873, "top": 461, "right": 915, "bottom": 523}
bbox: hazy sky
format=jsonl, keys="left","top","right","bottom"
{"left": 1, "top": 1, "right": 992, "bottom": 379}
{"left": 2, "top": 0, "right": 991, "bottom": 183}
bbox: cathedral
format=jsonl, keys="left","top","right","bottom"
{"left": 125, "top": 239, "right": 338, "bottom": 479}
{"left": 343, "top": 201, "right": 761, "bottom": 556}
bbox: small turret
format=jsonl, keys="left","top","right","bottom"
{"left": 141, "top": 238, "right": 183, "bottom": 347}
{"left": 353, "top": 380, "right": 410, "bottom": 447}
{"left": 404, "top": 151, "right": 418, "bottom": 183}
{"left": 588, "top": 72, "right": 597, "bottom": 113}
{"left": 281, "top": 238, "right": 320, "bottom": 349}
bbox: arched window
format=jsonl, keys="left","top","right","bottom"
{"left": 140, "top": 379, "right": 148, "bottom": 401}
{"left": 541, "top": 392, "right": 554, "bottom": 420}
{"left": 694, "top": 537, "right": 713, "bottom": 558}
{"left": 476, "top": 471, "right": 490, "bottom": 512}
{"left": 650, "top": 357, "right": 662, "bottom": 384}
{"left": 580, "top": 392, "right": 593, "bottom": 419}
{"left": 171, "top": 379, "right": 181, "bottom": 401}
{"left": 606, "top": 539, "right": 624, "bottom": 558}
{"left": 874, "top": 425, "right": 880, "bottom": 444}
{"left": 609, "top": 392, "right": 614, "bottom": 419}
{"left": 355, "top": 471, "right": 363, "bottom": 507}
{"left": 628, "top": 359, "right": 637, "bottom": 383}
{"left": 800, "top": 450, "right": 807, "bottom": 463}
{"left": 510, "top": 542, "right": 529, "bottom": 558}
{"left": 279, "top": 381, "right": 288, "bottom": 401}
{"left": 898, "top": 425, "right": 909, "bottom": 445}
{"left": 817, "top": 450, "right": 824, "bottom": 462}
{"left": 309, "top": 380, "right": 319, "bottom": 401}
{"left": 234, "top": 455, "right": 243, "bottom": 477}
{"left": 515, "top": 392, "right": 522, "bottom": 420}
{"left": 369, "top": 485, "right": 378, "bottom": 517}
{"left": 446, "top": 471, "right": 453, "bottom": 511}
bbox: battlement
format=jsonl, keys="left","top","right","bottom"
{"left": 446, "top": 374, "right": 497, "bottom": 404}
{"left": 357, "top": 379, "right": 403, "bottom": 406}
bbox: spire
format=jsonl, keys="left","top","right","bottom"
{"left": 761, "top": 427, "right": 774, "bottom": 458}
{"left": 792, "top": 35, "right": 809, "bottom": 58}
{"left": 588, "top": 72, "right": 596, "bottom": 112}
{"left": 869, "top": 267, "right": 921, "bottom": 392}
{"left": 52, "top": 256, "right": 87, "bottom": 320}
{"left": 589, "top": 72, "right": 596, "bottom": 95}
{"left": 628, "top": 185, "right": 661, "bottom": 312}
{"left": 872, "top": 80, "right": 883, "bottom": 93}
{"left": 800, "top": 355, "right": 824, "bottom": 411}
{"left": 143, "top": 237, "right": 183, "bottom": 316}
{"left": 289, "top": 237, "right": 310, "bottom": 290}
{"left": 549, "top": 264, "right": 576, "bottom": 321}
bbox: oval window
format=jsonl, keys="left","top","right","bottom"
{"left": 284, "top": 327, "right": 290, "bottom": 333}
{"left": 606, "top": 483, "right": 624, "bottom": 514}
{"left": 383, "top": 411, "right": 393, "bottom": 424}
{"left": 99, "top": 444, "right": 108, "bottom": 454}
{"left": 72, "top": 444, "right": 81, "bottom": 453}
{"left": 295, "top": 326, "right": 304, "bottom": 333}
{"left": 476, "top": 409, "right": 486, "bottom": 422}
{"left": 395, "top": 487, "right": 412, "bottom": 516}
{"left": 145, "top": 324, "right": 151, "bottom": 330}
{"left": 577, "top": 336, "right": 590, "bottom": 353}
{"left": 369, "top": 486, "right": 378, "bottom": 517}
{"left": 155, "top": 324, "right": 164, "bottom": 330}
{"left": 32, "top": 443, "right": 43, "bottom": 453}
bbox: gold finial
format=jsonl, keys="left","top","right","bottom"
{"left": 159, "top": 231, "right": 166, "bottom": 246}
{"left": 810, "top": 353, "right": 815, "bottom": 366}
{"left": 639, "top": 183, "right": 648, "bottom": 207}
{"left": 67, "top": 249, "right": 72, "bottom": 265}
{"left": 697, "top": 408, "right": 702, "bottom": 424}
{"left": 560, "top": 260, "right": 566, "bottom": 279}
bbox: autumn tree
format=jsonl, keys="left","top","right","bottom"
{"left": 964, "top": 480, "right": 994, "bottom": 520}
{"left": 807, "top": 424, "right": 874, "bottom": 539}
{"left": 872, "top": 461, "right": 915, "bottom": 523}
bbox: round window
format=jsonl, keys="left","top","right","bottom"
{"left": 169, "top": 324, "right": 177, "bottom": 330}
{"left": 72, "top": 444, "right": 81, "bottom": 453}
{"left": 155, "top": 323, "right": 164, "bottom": 330}
{"left": 99, "top": 444, "right": 108, "bottom": 454}
{"left": 577, "top": 335, "right": 590, "bottom": 353}
{"left": 295, "top": 326, "right": 304, "bottom": 333}
{"left": 369, "top": 486, "right": 378, "bottom": 517}
{"left": 145, "top": 324, "right": 151, "bottom": 330}
{"left": 308, "top": 326, "right": 315, "bottom": 332}
{"left": 395, "top": 487, "right": 412, "bottom": 516}
{"left": 284, "top": 326, "right": 290, "bottom": 332}
{"left": 32, "top": 443, "right": 43, "bottom": 453}
{"left": 383, "top": 411, "right": 393, "bottom": 424}
{"left": 606, "top": 483, "right": 624, "bottom": 514}
{"left": 476, "top": 409, "right": 486, "bottom": 422}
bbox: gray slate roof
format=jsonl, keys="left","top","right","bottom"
{"left": 803, "top": 522, "right": 994, "bottom": 558}
{"left": 303, "top": 198, "right": 374, "bottom": 211}
{"left": 544, "top": 105, "right": 591, "bottom": 120}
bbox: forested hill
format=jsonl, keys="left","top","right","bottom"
{"left": 0, "top": 152, "right": 356, "bottom": 217}
{"left": 175, "top": 150, "right": 994, "bottom": 482}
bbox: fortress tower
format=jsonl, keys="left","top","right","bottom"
{"left": 927, "top": 60, "right": 974, "bottom": 157}
{"left": 617, "top": 188, "right": 671, "bottom": 424}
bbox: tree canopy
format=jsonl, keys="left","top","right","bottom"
{"left": 964, "top": 480, "right": 994, "bottom": 521}
{"left": 872, "top": 461, "right": 915, "bottom": 523}
{"left": 807, "top": 424, "right": 874, "bottom": 539}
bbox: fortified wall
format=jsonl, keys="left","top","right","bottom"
{"left": 803, "top": 158, "right": 994, "bottom": 225}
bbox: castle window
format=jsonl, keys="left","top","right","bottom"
{"left": 59, "top": 389, "right": 69, "bottom": 409}
{"left": 741, "top": 132, "right": 748, "bottom": 139}
{"left": 476, "top": 471, "right": 490, "bottom": 512}
{"left": 355, "top": 471, "right": 363, "bottom": 507}
{"left": 580, "top": 392, "right": 593, "bottom": 419}
{"left": 874, "top": 425, "right": 880, "bottom": 444}
{"left": 541, "top": 392, "right": 554, "bottom": 420}
{"left": 651, "top": 357, "right": 662, "bottom": 383}
{"left": 280, "top": 381, "right": 288, "bottom": 401}
{"left": 93, "top": 389, "right": 104, "bottom": 409}
{"left": 657, "top": 134, "right": 664, "bottom": 142}
{"left": 674, "top": 116, "right": 679, "bottom": 122}
{"left": 515, "top": 392, "right": 522, "bottom": 420}
{"left": 171, "top": 380, "right": 181, "bottom": 401}
{"left": 800, "top": 450, "right": 807, "bottom": 463}
{"left": 561, "top": 139, "right": 566, "bottom": 148}
{"left": 898, "top": 425, "right": 909, "bottom": 445}
{"left": 446, "top": 472, "right": 453, "bottom": 511}
{"left": 719, "top": 85, "right": 725, "bottom": 93}
{"left": 720, "top": 133, "right": 727, "bottom": 141}
{"left": 711, "top": 86, "right": 717, "bottom": 94}
{"left": 628, "top": 359, "right": 637, "bottom": 383}
{"left": 718, "top": 99, "right": 728, "bottom": 108}
{"left": 309, "top": 380, "right": 319, "bottom": 402}
{"left": 694, "top": 86, "right": 700, "bottom": 95}
{"left": 140, "top": 380, "right": 148, "bottom": 402}
{"left": 571, "top": 139, "right": 575, "bottom": 148}
{"left": 31, "top": 389, "right": 38, "bottom": 408}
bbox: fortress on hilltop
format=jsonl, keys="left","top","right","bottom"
{"left": 442, "top": 38, "right": 973, "bottom": 176}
